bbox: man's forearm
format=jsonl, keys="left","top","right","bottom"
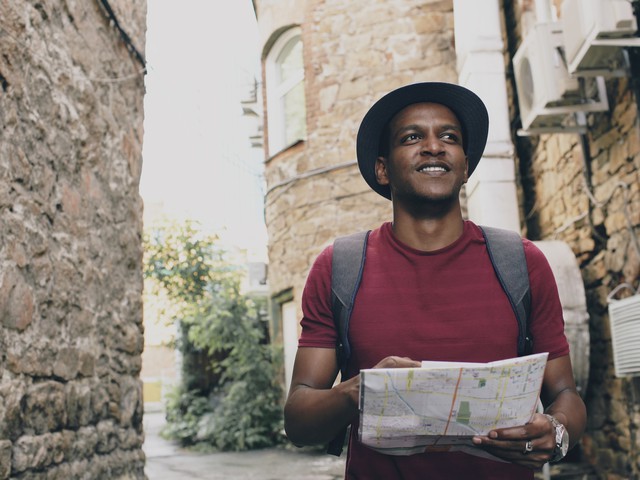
{"left": 284, "top": 378, "right": 360, "bottom": 446}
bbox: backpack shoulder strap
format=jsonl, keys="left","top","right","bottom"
{"left": 327, "top": 230, "right": 370, "bottom": 457}
{"left": 331, "top": 230, "right": 371, "bottom": 378}
{"left": 479, "top": 226, "right": 533, "bottom": 356}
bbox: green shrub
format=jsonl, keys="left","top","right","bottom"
{"left": 145, "top": 220, "right": 284, "bottom": 451}
{"left": 161, "top": 388, "right": 213, "bottom": 446}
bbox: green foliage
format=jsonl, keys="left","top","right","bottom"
{"left": 144, "top": 219, "right": 237, "bottom": 310}
{"left": 161, "top": 388, "right": 213, "bottom": 446}
{"left": 188, "top": 294, "right": 284, "bottom": 450}
{"left": 144, "top": 219, "right": 284, "bottom": 451}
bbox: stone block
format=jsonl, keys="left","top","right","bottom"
{"left": 65, "top": 382, "right": 92, "bottom": 429}
{"left": 623, "top": 241, "right": 640, "bottom": 283}
{"left": 628, "top": 124, "right": 640, "bottom": 158}
{"left": 413, "top": 11, "right": 451, "bottom": 34}
{"left": 119, "top": 377, "right": 142, "bottom": 428}
{"left": 0, "top": 440, "right": 11, "bottom": 479}
{"left": 608, "top": 139, "right": 629, "bottom": 175}
{"left": 0, "top": 267, "right": 34, "bottom": 331}
{"left": 318, "top": 84, "right": 339, "bottom": 113}
{"left": 6, "top": 342, "right": 56, "bottom": 377}
{"left": 0, "top": 382, "right": 25, "bottom": 441}
{"left": 96, "top": 420, "right": 118, "bottom": 454}
{"left": 71, "top": 426, "right": 98, "bottom": 459}
{"left": 78, "top": 351, "right": 96, "bottom": 377}
{"left": 610, "top": 398, "right": 628, "bottom": 424}
{"left": 613, "top": 101, "right": 637, "bottom": 133}
{"left": 11, "top": 432, "right": 65, "bottom": 473}
{"left": 53, "top": 347, "right": 81, "bottom": 381}
{"left": 23, "top": 382, "right": 67, "bottom": 435}
{"left": 604, "top": 212, "right": 629, "bottom": 238}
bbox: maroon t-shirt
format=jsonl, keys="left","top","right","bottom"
{"left": 299, "top": 221, "right": 569, "bottom": 479}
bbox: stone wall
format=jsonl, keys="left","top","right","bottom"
{"left": 517, "top": 80, "right": 640, "bottom": 478}
{"left": 0, "top": 1, "right": 146, "bottom": 478}
{"left": 505, "top": 2, "right": 640, "bottom": 476}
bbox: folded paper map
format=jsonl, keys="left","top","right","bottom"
{"left": 358, "top": 352, "right": 548, "bottom": 459}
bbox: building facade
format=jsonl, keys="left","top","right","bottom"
{"left": 254, "top": 0, "right": 640, "bottom": 477}
{"left": 0, "top": 1, "right": 146, "bottom": 478}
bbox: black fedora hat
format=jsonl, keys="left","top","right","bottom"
{"left": 356, "top": 82, "right": 489, "bottom": 200}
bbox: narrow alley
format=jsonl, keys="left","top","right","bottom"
{"left": 143, "top": 411, "right": 346, "bottom": 479}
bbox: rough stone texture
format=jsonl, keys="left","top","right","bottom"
{"left": 0, "top": 1, "right": 146, "bottom": 478}
{"left": 508, "top": 3, "right": 640, "bottom": 474}
{"left": 259, "top": 0, "right": 640, "bottom": 478}
{"left": 521, "top": 80, "right": 640, "bottom": 478}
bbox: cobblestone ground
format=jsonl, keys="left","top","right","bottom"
{"left": 142, "top": 410, "right": 346, "bottom": 480}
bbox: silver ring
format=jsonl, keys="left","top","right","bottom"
{"left": 523, "top": 440, "right": 533, "bottom": 454}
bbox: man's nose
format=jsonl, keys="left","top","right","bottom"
{"left": 420, "top": 136, "right": 445, "bottom": 156}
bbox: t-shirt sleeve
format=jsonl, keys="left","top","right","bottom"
{"left": 298, "top": 245, "right": 337, "bottom": 349}
{"left": 523, "top": 239, "right": 570, "bottom": 360}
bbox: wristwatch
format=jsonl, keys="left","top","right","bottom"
{"left": 544, "top": 414, "right": 569, "bottom": 462}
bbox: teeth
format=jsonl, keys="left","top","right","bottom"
{"left": 419, "top": 166, "right": 447, "bottom": 172}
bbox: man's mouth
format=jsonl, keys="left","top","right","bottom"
{"left": 417, "top": 165, "right": 448, "bottom": 173}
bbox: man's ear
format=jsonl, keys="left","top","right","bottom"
{"left": 375, "top": 156, "right": 390, "bottom": 186}
{"left": 375, "top": 157, "right": 389, "bottom": 185}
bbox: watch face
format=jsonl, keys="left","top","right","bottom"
{"left": 559, "top": 428, "right": 569, "bottom": 456}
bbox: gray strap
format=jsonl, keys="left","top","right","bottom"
{"left": 479, "top": 226, "right": 532, "bottom": 356}
{"left": 327, "top": 230, "right": 369, "bottom": 457}
{"left": 331, "top": 230, "right": 370, "bottom": 377}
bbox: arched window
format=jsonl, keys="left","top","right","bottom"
{"left": 265, "top": 27, "right": 307, "bottom": 155}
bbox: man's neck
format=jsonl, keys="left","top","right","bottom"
{"left": 390, "top": 204, "right": 465, "bottom": 252}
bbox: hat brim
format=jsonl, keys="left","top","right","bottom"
{"left": 356, "top": 82, "right": 489, "bottom": 200}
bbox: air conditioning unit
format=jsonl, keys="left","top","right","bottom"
{"left": 562, "top": 0, "right": 640, "bottom": 76}
{"left": 608, "top": 285, "right": 640, "bottom": 378}
{"left": 513, "top": 22, "right": 609, "bottom": 133}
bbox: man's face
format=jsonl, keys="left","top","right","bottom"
{"left": 375, "top": 102, "right": 469, "bottom": 206}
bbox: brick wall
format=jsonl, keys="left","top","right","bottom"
{"left": 518, "top": 82, "right": 640, "bottom": 477}
{"left": 0, "top": 1, "right": 146, "bottom": 478}
{"left": 506, "top": 3, "right": 640, "bottom": 476}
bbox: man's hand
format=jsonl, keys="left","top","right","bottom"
{"left": 284, "top": 350, "right": 421, "bottom": 446}
{"left": 471, "top": 354, "right": 586, "bottom": 469}
{"left": 471, "top": 413, "right": 557, "bottom": 469}
{"left": 373, "top": 356, "right": 422, "bottom": 369}
{"left": 344, "top": 356, "right": 422, "bottom": 406}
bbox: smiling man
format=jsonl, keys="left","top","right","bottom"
{"left": 284, "top": 82, "right": 586, "bottom": 479}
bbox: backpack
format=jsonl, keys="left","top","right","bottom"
{"left": 326, "top": 225, "right": 533, "bottom": 456}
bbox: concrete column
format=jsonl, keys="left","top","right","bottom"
{"left": 453, "top": 0, "right": 521, "bottom": 232}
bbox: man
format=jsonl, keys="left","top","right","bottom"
{"left": 284, "top": 82, "right": 586, "bottom": 479}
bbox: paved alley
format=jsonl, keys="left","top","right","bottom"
{"left": 143, "top": 411, "right": 346, "bottom": 480}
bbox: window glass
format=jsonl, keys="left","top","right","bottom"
{"left": 276, "top": 38, "right": 303, "bottom": 85}
{"left": 266, "top": 29, "right": 307, "bottom": 153}
{"left": 283, "top": 79, "right": 306, "bottom": 146}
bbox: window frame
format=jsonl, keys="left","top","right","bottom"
{"left": 265, "top": 27, "right": 307, "bottom": 155}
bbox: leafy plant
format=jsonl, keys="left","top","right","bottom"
{"left": 144, "top": 219, "right": 283, "bottom": 450}
{"left": 161, "top": 388, "right": 213, "bottom": 445}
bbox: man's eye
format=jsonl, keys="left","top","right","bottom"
{"left": 402, "top": 133, "right": 421, "bottom": 143}
{"left": 441, "top": 132, "right": 459, "bottom": 142}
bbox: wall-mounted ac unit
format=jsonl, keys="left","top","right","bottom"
{"left": 513, "top": 22, "right": 609, "bottom": 133}
{"left": 608, "top": 285, "right": 640, "bottom": 378}
{"left": 562, "top": 0, "right": 640, "bottom": 76}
